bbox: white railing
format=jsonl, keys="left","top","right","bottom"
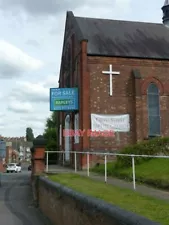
{"left": 45, "top": 151, "right": 169, "bottom": 190}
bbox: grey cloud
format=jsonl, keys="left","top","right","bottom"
{"left": 0, "top": 40, "right": 43, "bottom": 79}
{"left": 10, "top": 86, "right": 49, "bottom": 103}
{"left": 0, "top": 62, "right": 23, "bottom": 78}
{"left": 7, "top": 106, "right": 31, "bottom": 113}
{"left": 0, "top": 120, "right": 5, "bottom": 126}
{"left": 26, "top": 39, "right": 40, "bottom": 47}
{"left": 0, "top": 0, "right": 84, "bottom": 16}
{"left": 20, "top": 116, "right": 46, "bottom": 123}
{"left": 49, "top": 28, "right": 58, "bottom": 35}
{"left": 11, "top": 91, "right": 49, "bottom": 103}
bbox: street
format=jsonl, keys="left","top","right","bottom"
{"left": 0, "top": 164, "right": 52, "bottom": 225}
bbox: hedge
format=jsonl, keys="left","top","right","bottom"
{"left": 115, "top": 137, "right": 169, "bottom": 168}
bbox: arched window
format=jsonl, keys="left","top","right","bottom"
{"left": 74, "top": 113, "right": 79, "bottom": 144}
{"left": 64, "top": 115, "right": 71, "bottom": 161}
{"left": 147, "top": 83, "right": 160, "bottom": 137}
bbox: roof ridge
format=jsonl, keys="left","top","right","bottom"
{"left": 75, "top": 16, "right": 162, "bottom": 26}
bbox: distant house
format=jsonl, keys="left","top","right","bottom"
{"left": 0, "top": 136, "right": 33, "bottom": 162}
{"left": 19, "top": 141, "right": 32, "bottom": 161}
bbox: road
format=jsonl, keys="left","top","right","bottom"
{"left": 0, "top": 164, "right": 52, "bottom": 225}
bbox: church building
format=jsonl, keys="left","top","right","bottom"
{"left": 58, "top": 1, "right": 169, "bottom": 168}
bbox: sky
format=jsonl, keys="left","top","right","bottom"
{"left": 0, "top": 0, "right": 165, "bottom": 137}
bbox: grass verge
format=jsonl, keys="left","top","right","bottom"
{"left": 92, "top": 158, "right": 169, "bottom": 190}
{"left": 48, "top": 173, "right": 169, "bottom": 225}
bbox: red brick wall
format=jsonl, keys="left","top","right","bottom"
{"left": 87, "top": 56, "right": 169, "bottom": 151}
{"left": 31, "top": 147, "right": 45, "bottom": 176}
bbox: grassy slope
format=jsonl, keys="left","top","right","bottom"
{"left": 92, "top": 158, "right": 169, "bottom": 189}
{"left": 48, "top": 173, "right": 169, "bottom": 225}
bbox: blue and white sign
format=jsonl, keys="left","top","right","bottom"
{"left": 50, "top": 88, "right": 79, "bottom": 111}
{"left": 0, "top": 140, "right": 6, "bottom": 159}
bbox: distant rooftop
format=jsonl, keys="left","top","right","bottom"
{"left": 0, "top": 136, "right": 26, "bottom": 142}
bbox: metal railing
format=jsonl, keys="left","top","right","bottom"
{"left": 45, "top": 150, "right": 169, "bottom": 190}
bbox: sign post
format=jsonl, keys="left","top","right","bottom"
{"left": 49, "top": 87, "right": 79, "bottom": 167}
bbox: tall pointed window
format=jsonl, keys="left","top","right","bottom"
{"left": 147, "top": 83, "right": 160, "bottom": 137}
{"left": 74, "top": 113, "right": 79, "bottom": 143}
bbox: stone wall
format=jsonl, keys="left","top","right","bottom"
{"left": 36, "top": 176, "right": 160, "bottom": 225}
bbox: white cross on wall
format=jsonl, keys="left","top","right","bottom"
{"left": 102, "top": 64, "right": 120, "bottom": 96}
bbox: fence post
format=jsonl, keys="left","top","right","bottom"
{"left": 46, "top": 151, "right": 48, "bottom": 172}
{"left": 132, "top": 155, "right": 136, "bottom": 190}
{"left": 104, "top": 154, "right": 107, "bottom": 183}
{"left": 74, "top": 152, "right": 77, "bottom": 173}
{"left": 62, "top": 152, "right": 64, "bottom": 166}
{"left": 87, "top": 152, "right": 89, "bottom": 176}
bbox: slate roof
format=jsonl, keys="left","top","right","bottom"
{"left": 74, "top": 14, "right": 169, "bottom": 59}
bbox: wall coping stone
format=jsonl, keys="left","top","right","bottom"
{"left": 39, "top": 176, "right": 160, "bottom": 225}
{"left": 33, "top": 135, "right": 46, "bottom": 148}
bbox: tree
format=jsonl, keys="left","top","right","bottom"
{"left": 43, "top": 111, "right": 59, "bottom": 164}
{"left": 43, "top": 111, "right": 59, "bottom": 149}
{"left": 26, "top": 127, "right": 34, "bottom": 142}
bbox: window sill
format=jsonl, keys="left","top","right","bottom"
{"left": 144, "top": 135, "right": 161, "bottom": 140}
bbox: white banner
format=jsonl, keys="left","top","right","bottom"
{"left": 91, "top": 114, "right": 130, "bottom": 132}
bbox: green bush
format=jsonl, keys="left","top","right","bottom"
{"left": 44, "top": 152, "right": 58, "bottom": 165}
{"left": 115, "top": 137, "right": 169, "bottom": 168}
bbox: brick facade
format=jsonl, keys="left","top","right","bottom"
{"left": 58, "top": 12, "right": 169, "bottom": 168}
{"left": 88, "top": 57, "right": 169, "bottom": 150}
{"left": 59, "top": 52, "right": 169, "bottom": 167}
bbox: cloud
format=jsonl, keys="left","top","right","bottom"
{"left": 114, "top": 0, "right": 132, "bottom": 12}
{"left": 18, "top": 120, "right": 45, "bottom": 130}
{"left": 0, "top": 40, "right": 43, "bottom": 78}
{"left": 26, "top": 39, "right": 40, "bottom": 47}
{"left": 41, "top": 74, "right": 59, "bottom": 87}
{"left": 11, "top": 81, "right": 49, "bottom": 102}
{"left": 0, "top": 0, "right": 83, "bottom": 17}
{"left": 0, "top": 0, "right": 132, "bottom": 17}
{"left": 0, "top": 118, "right": 5, "bottom": 126}
{"left": 9, "top": 74, "right": 58, "bottom": 103}
{"left": 20, "top": 114, "right": 48, "bottom": 123}
{"left": 0, "top": 92, "right": 3, "bottom": 99}
{"left": 24, "top": 121, "right": 45, "bottom": 130}
{"left": 0, "top": 112, "right": 45, "bottom": 135}
{"left": 7, "top": 101, "right": 33, "bottom": 113}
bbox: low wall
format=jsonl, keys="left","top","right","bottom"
{"left": 36, "top": 176, "right": 160, "bottom": 225}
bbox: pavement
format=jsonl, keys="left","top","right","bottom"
{"left": 47, "top": 165, "right": 169, "bottom": 202}
{"left": 0, "top": 165, "right": 53, "bottom": 225}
